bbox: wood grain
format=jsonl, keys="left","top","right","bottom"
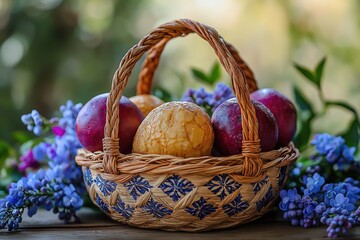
{"left": 1, "top": 208, "right": 359, "bottom": 240}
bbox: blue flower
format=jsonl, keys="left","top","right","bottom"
{"left": 63, "top": 184, "right": 83, "bottom": 209}
{"left": 159, "top": 175, "right": 194, "bottom": 202}
{"left": 185, "top": 197, "right": 216, "bottom": 220}
{"left": 33, "top": 143, "right": 50, "bottom": 162}
{"left": 291, "top": 162, "right": 302, "bottom": 176}
{"left": 142, "top": 198, "right": 172, "bottom": 219}
{"left": 303, "top": 173, "right": 325, "bottom": 196}
{"left": 94, "top": 175, "right": 117, "bottom": 196}
{"left": 325, "top": 137, "right": 344, "bottom": 162}
{"left": 205, "top": 174, "right": 241, "bottom": 200}
{"left": 302, "top": 196, "right": 318, "bottom": 219}
{"left": 279, "top": 188, "right": 301, "bottom": 211}
{"left": 1, "top": 100, "right": 85, "bottom": 231}
{"left": 112, "top": 197, "right": 134, "bottom": 220}
{"left": 311, "top": 133, "right": 336, "bottom": 155}
{"left": 330, "top": 194, "right": 355, "bottom": 212}
{"left": 311, "top": 134, "right": 355, "bottom": 171}
{"left": 342, "top": 146, "right": 355, "bottom": 161}
{"left": 223, "top": 194, "right": 249, "bottom": 217}
{"left": 212, "top": 83, "right": 234, "bottom": 108}
{"left": 123, "top": 176, "right": 152, "bottom": 200}
{"left": 21, "top": 110, "right": 46, "bottom": 136}
{"left": 27, "top": 206, "right": 38, "bottom": 217}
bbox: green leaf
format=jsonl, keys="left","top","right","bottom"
{"left": 0, "top": 140, "right": 10, "bottom": 170}
{"left": 209, "top": 62, "right": 221, "bottom": 84}
{"left": 0, "top": 190, "right": 6, "bottom": 199}
{"left": 326, "top": 100, "right": 360, "bottom": 121}
{"left": 293, "top": 118, "right": 312, "bottom": 151}
{"left": 293, "top": 86, "right": 315, "bottom": 119}
{"left": 12, "top": 131, "right": 33, "bottom": 144}
{"left": 153, "top": 87, "right": 175, "bottom": 102}
{"left": 340, "top": 118, "right": 359, "bottom": 148}
{"left": 326, "top": 100, "right": 360, "bottom": 148}
{"left": 315, "top": 57, "right": 326, "bottom": 87}
{"left": 294, "top": 63, "right": 318, "bottom": 87}
{"left": 191, "top": 68, "right": 210, "bottom": 84}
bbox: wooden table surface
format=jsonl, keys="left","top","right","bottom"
{"left": 1, "top": 208, "right": 359, "bottom": 240}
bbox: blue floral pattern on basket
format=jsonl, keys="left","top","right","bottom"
{"left": 205, "top": 174, "right": 241, "bottom": 200}
{"left": 160, "top": 175, "right": 194, "bottom": 202}
{"left": 142, "top": 198, "right": 172, "bottom": 219}
{"left": 123, "top": 175, "right": 152, "bottom": 200}
{"left": 252, "top": 176, "right": 269, "bottom": 193}
{"left": 223, "top": 194, "right": 249, "bottom": 217}
{"left": 256, "top": 186, "right": 274, "bottom": 212}
{"left": 112, "top": 196, "right": 134, "bottom": 220}
{"left": 96, "top": 194, "right": 109, "bottom": 213}
{"left": 94, "top": 174, "right": 117, "bottom": 196}
{"left": 84, "top": 167, "right": 93, "bottom": 187}
{"left": 277, "top": 166, "right": 287, "bottom": 187}
{"left": 185, "top": 197, "right": 216, "bottom": 220}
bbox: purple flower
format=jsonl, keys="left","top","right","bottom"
{"left": 18, "top": 150, "right": 40, "bottom": 172}
{"left": 52, "top": 126, "right": 66, "bottom": 137}
{"left": 181, "top": 83, "right": 234, "bottom": 115}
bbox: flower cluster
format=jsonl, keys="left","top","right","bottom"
{"left": 21, "top": 110, "right": 47, "bottom": 136}
{"left": 281, "top": 133, "right": 360, "bottom": 238}
{"left": 311, "top": 133, "right": 356, "bottom": 171}
{"left": 280, "top": 177, "right": 360, "bottom": 237}
{"left": 0, "top": 101, "right": 85, "bottom": 231}
{"left": 181, "top": 83, "right": 234, "bottom": 115}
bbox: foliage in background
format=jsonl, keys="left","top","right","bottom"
{"left": 293, "top": 57, "right": 360, "bottom": 152}
{"left": 0, "top": 0, "right": 145, "bottom": 145}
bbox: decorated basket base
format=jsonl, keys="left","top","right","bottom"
{"left": 77, "top": 143, "right": 298, "bottom": 232}
{"left": 75, "top": 19, "right": 300, "bottom": 232}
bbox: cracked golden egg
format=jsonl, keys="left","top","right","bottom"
{"left": 132, "top": 101, "right": 214, "bottom": 157}
{"left": 129, "top": 94, "right": 164, "bottom": 116}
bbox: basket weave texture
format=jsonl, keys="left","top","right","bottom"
{"left": 75, "top": 19, "right": 299, "bottom": 232}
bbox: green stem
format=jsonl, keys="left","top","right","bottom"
{"left": 325, "top": 100, "right": 360, "bottom": 122}
{"left": 319, "top": 88, "right": 326, "bottom": 105}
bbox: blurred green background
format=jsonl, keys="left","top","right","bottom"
{"left": 1, "top": 0, "right": 360, "bottom": 144}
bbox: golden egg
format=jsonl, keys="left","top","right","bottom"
{"left": 129, "top": 94, "right": 164, "bottom": 116}
{"left": 132, "top": 101, "right": 214, "bottom": 157}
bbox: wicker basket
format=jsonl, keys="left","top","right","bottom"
{"left": 75, "top": 19, "right": 299, "bottom": 232}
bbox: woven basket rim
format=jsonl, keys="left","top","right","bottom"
{"left": 75, "top": 142, "right": 298, "bottom": 183}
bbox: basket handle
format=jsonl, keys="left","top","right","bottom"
{"left": 136, "top": 36, "right": 259, "bottom": 95}
{"left": 103, "top": 19, "right": 262, "bottom": 177}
